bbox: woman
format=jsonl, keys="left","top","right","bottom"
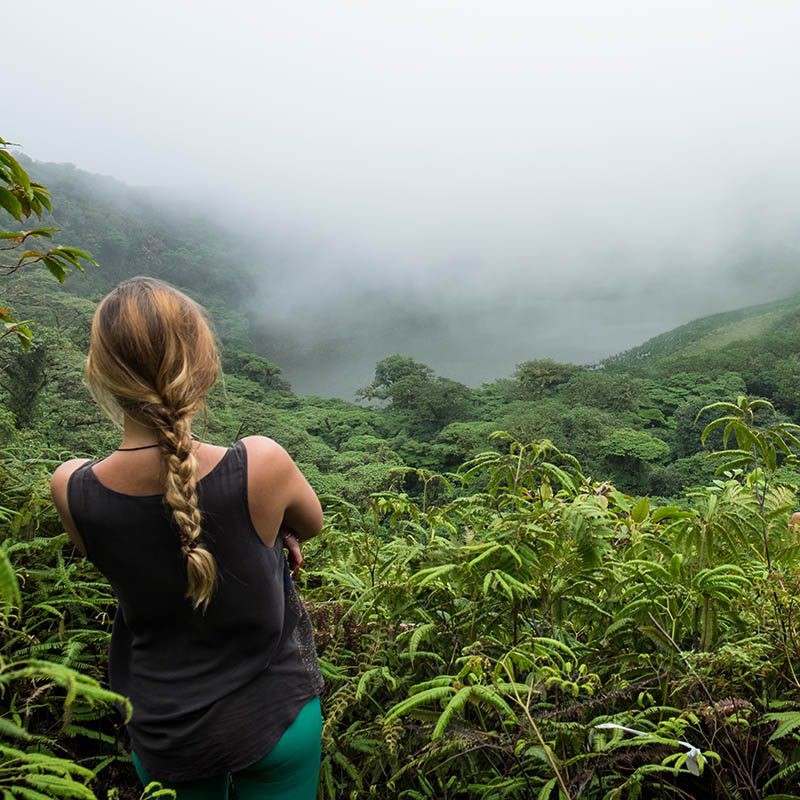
{"left": 50, "top": 277, "right": 324, "bottom": 799}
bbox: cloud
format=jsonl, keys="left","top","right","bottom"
{"left": 9, "top": 0, "right": 800, "bottom": 393}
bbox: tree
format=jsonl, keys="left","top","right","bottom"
{"left": 221, "top": 348, "right": 290, "bottom": 392}
{"left": 358, "top": 355, "right": 475, "bottom": 438}
{"left": 771, "top": 355, "right": 800, "bottom": 420}
{"left": 560, "top": 369, "right": 639, "bottom": 413}
{"left": 598, "top": 427, "right": 670, "bottom": 491}
{"left": 357, "top": 355, "right": 435, "bottom": 404}
{"left": 1, "top": 137, "right": 96, "bottom": 348}
{"left": 513, "top": 359, "right": 582, "bottom": 400}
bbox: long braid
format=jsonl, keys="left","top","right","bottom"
{"left": 141, "top": 402, "right": 217, "bottom": 610}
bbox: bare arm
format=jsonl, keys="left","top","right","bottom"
{"left": 243, "top": 436, "right": 323, "bottom": 548}
{"left": 50, "top": 459, "right": 91, "bottom": 555}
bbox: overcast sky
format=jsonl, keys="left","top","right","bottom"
{"left": 7, "top": 1, "right": 800, "bottom": 392}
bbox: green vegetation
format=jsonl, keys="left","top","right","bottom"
{"left": 1, "top": 141, "right": 96, "bottom": 348}
{"left": 3, "top": 155, "right": 800, "bottom": 798}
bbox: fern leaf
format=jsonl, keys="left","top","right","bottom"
{"left": 11, "top": 789, "right": 55, "bottom": 800}
{"left": 412, "top": 563, "right": 457, "bottom": 587}
{"left": 24, "top": 775, "right": 95, "bottom": 800}
{"left": 355, "top": 667, "right": 382, "bottom": 702}
{"left": 408, "top": 675, "right": 454, "bottom": 693}
{"left": 536, "top": 778, "right": 557, "bottom": 800}
{"left": 408, "top": 622, "right": 437, "bottom": 663}
{"left": 0, "top": 547, "right": 21, "bottom": 613}
{"left": 531, "top": 637, "right": 577, "bottom": 660}
{"left": 0, "top": 716, "right": 30, "bottom": 740}
{"left": 765, "top": 711, "right": 800, "bottom": 743}
{"left": 432, "top": 686, "right": 473, "bottom": 739}
{"left": 761, "top": 756, "right": 800, "bottom": 791}
{"left": 471, "top": 684, "right": 517, "bottom": 722}
{"left": 496, "top": 681, "right": 535, "bottom": 700}
{"left": 385, "top": 686, "right": 455, "bottom": 722}
{"left": 397, "top": 650, "right": 447, "bottom": 666}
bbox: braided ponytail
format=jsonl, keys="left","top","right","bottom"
{"left": 85, "top": 277, "right": 220, "bottom": 611}
{"left": 142, "top": 404, "right": 217, "bottom": 610}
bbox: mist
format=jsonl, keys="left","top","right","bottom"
{"left": 8, "top": 0, "right": 800, "bottom": 396}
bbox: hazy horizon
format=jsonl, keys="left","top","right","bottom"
{"left": 8, "top": 1, "right": 800, "bottom": 396}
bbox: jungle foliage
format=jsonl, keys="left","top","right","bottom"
{"left": 4, "top": 155, "right": 800, "bottom": 799}
{"left": 4, "top": 418, "right": 800, "bottom": 798}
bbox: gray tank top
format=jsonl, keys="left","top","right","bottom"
{"left": 67, "top": 440, "right": 323, "bottom": 781}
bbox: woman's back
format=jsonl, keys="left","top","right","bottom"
{"left": 65, "top": 439, "right": 323, "bottom": 781}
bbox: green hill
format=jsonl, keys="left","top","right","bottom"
{"left": 606, "top": 293, "right": 800, "bottom": 367}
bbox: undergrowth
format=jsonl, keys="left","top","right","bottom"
{"left": 2, "top": 408, "right": 800, "bottom": 798}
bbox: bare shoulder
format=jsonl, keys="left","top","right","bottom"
{"left": 50, "top": 459, "right": 92, "bottom": 507}
{"left": 241, "top": 436, "right": 294, "bottom": 475}
{"left": 50, "top": 458, "right": 91, "bottom": 554}
{"left": 241, "top": 435, "right": 288, "bottom": 455}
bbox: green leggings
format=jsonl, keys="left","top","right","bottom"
{"left": 133, "top": 697, "right": 322, "bottom": 800}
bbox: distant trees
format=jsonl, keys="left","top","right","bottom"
{"left": 221, "top": 348, "right": 290, "bottom": 392}
{"left": 598, "top": 428, "right": 670, "bottom": 492}
{"left": 513, "top": 359, "right": 582, "bottom": 400}
{"left": 559, "top": 370, "right": 639, "bottom": 413}
{"left": 771, "top": 355, "right": 800, "bottom": 419}
{"left": 358, "top": 354, "right": 476, "bottom": 438}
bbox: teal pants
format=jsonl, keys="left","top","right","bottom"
{"left": 133, "top": 696, "right": 322, "bottom": 800}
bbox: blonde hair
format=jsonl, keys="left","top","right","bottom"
{"left": 85, "top": 277, "right": 220, "bottom": 610}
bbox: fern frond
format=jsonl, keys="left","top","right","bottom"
{"left": 765, "top": 711, "right": 800, "bottom": 743}
{"left": 0, "top": 547, "right": 21, "bottom": 614}
{"left": 385, "top": 686, "right": 455, "bottom": 722}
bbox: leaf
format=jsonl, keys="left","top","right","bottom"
{"left": 537, "top": 778, "right": 557, "bottom": 800}
{"left": 26, "top": 226, "right": 59, "bottom": 238}
{"left": 0, "top": 186, "right": 23, "bottom": 220}
{"left": 468, "top": 543, "right": 503, "bottom": 568}
{"left": 432, "top": 686, "right": 473, "bottom": 739}
{"left": 630, "top": 496, "right": 650, "bottom": 524}
{"left": 0, "top": 547, "right": 22, "bottom": 612}
{"left": 385, "top": 686, "right": 455, "bottom": 721}
{"left": 472, "top": 684, "right": 516, "bottom": 721}
{"left": 0, "top": 716, "right": 30, "bottom": 740}
{"left": 24, "top": 775, "right": 95, "bottom": 800}
{"left": 408, "top": 622, "right": 437, "bottom": 663}
{"left": 706, "top": 445, "right": 752, "bottom": 460}
{"left": 650, "top": 506, "right": 692, "bottom": 523}
{"left": 11, "top": 788, "right": 53, "bottom": 800}
{"left": 411, "top": 563, "right": 457, "bottom": 587}
{"left": 765, "top": 711, "right": 800, "bottom": 743}
{"left": 42, "top": 256, "right": 67, "bottom": 282}
{"left": 762, "top": 795, "right": 800, "bottom": 799}
{"left": 531, "top": 637, "right": 577, "bottom": 660}
{"left": 58, "top": 246, "right": 97, "bottom": 264}
{"left": 356, "top": 667, "right": 392, "bottom": 702}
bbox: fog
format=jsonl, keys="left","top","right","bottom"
{"left": 8, "top": 1, "right": 800, "bottom": 396}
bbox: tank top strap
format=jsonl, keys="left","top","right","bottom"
{"left": 196, "top": 439, "right": 247, "bottom": 513}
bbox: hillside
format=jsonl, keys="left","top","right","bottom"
{"left": 14, "top": 158, "right": 259, "bottom": 319}
{"left": 6, "top": 155, "right": 800, "bottom": 504}
{"left": 606, "top": 293, "right": 800, "bottom": 367}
